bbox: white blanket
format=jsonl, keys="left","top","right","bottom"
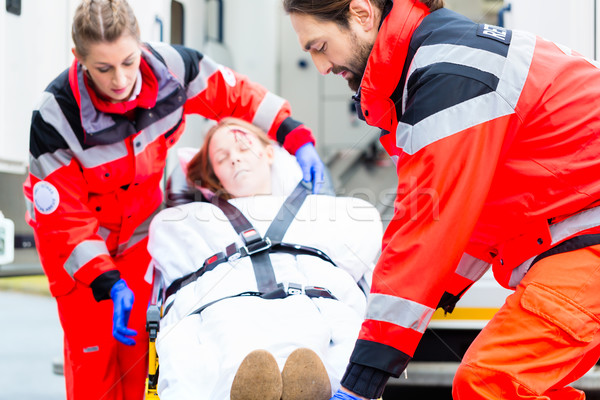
{"left": 148, "top": 194, "right": 382, "bottom": 400}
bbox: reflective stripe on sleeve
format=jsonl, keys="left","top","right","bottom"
{"left": 186, "top": 56, "right": 220, "bottom": 99}
{"left": 25, "top": 197, "right": 36, "bottom": 223}
{"left": 366, "top": 293, "right": 435, "bottom": 334}
{"left": 455, "top": 253, "right": 491, "bottom": 281}
{"left": 149, "top": 42, "right": 186, "bottom": 86}
{"left": 28, "top": 149, "right": 74, "bottom": 180}
{"left": 252, "top": 92, "right": 286, "bottom": 133}
{"left": 64, "top": 240, "right": 110, "bottom": 277}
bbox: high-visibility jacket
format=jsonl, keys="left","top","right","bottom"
{"left": 23, "top": 42, "right": 314, "bottom": 298}
{"left": 344, "top": 1, "right": 600, "bottom": 395}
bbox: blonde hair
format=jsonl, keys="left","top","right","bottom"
{"left": 186, "top": 118, "right": 273, "bottom": 200}
{"left": 72, "top": 0, "right": 140, "bottom": 59}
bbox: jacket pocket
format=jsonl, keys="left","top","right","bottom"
{"left": 521, "top": 282, "right": 600, "bottom": 343}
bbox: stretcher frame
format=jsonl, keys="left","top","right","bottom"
{"left": 145, "top": 268, "right": 164, "bottom": 399}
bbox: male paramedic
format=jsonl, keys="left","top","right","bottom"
{"left": 23, "top": 1, "right": 324, "bottom": 399}
{"left": 284, "top": 0, "right": 600, "bottom": 399}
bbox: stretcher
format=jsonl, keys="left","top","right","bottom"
{"left": 145, "top": 268, "right": 164, "bottom": 399}
{"left": 143, "top": 147, "right": 379, "bottom": 399}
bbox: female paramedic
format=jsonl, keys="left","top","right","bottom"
{"left": 22, "top": 1, "right": 324, "bottom": 399}
{"left": 147, "top": 118, "right": 382, "bottom": 400}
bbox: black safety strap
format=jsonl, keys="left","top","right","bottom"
{"left": 211, "top": 181, "right": 310, "bottom": 293}
{"left": 165, "top": 181, "right": 310, "bottom": 299}
{"left": 529, "top": 233, "right": 600, "bottom": 269}
{"left": 188, "top": 284, "right": 338, "bottom": 317}
{"left": 164, "top": 242, "right": 336, "bottom": 300}
{"left": 210, "top": 197, "right": 278, "bottom": 293}
{"left": 264, "top": 182, "right": 310, "bottom": 242}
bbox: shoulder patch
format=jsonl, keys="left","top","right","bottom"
{"left": 477, "top": 23, "right": 512, "bottom": 45}
{"left": 33, "top": 181, "right": 60, "bottom": 215}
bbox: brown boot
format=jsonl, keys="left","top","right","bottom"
{"left": 281, "top": 348, "right": 331, "bottom": 400}
{"left": 230, "top": 349, "right": 283, "bottom": 400}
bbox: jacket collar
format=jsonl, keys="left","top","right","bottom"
{"left": 355, "top": 0, "right": 429, "bottom": 131}
{"left": 362, "top": 0, "right": 429, "bottom": 98}
{"left": 68, "top": 44, "right": 185, "bottom": 146}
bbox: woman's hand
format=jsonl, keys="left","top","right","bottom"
{"left": 110, "top": 279, "right": 137, "bottom": 346}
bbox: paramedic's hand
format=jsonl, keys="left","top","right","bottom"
{"left": 295, "top": 142, "right": 324, "bottom": 194}
{"left": 330, "top": 388, "right": 368, "bottom": 400}
{"left": 110, "top": 279, "right": 137, "bottom": 346}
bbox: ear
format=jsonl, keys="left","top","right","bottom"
{"left": 71, "top": 47, "right": 80, "bottom": 61}
{"left": 71, "top": 47, "right": 87, "bottom": 69}
{"left": 265, "top": 144, "right": 275, "bottom": 165}
{"left": 348, "top": 0, "right": 376, "bottom": 31}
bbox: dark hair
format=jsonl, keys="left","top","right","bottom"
{"left": 72, "top": 0, "right": 140, "bottom": 59}
{"left": 282, "top": 0, "right": 444, "bottom": 27}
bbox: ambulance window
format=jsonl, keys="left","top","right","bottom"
{"left": 6, "top": 0, "right": 21, "bottom": 16}
{"left": 171, "top": 1, "right": 184, "bottom": 45}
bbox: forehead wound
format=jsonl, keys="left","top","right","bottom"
{"left": 230, "top": 128, "right": 253, "bottom": 145}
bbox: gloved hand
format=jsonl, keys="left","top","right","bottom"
{"left": 295, "top": 142, "right": 325, "bottom": 194}
{"left": 330, "top": 388, "right": 366, "bottom": 400}
{"left": 110, "top": 279, "right": 137, "bottom": 346}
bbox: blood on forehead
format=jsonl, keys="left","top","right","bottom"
{"left": 229, "top": 128, "right": 254, "bottom": 145}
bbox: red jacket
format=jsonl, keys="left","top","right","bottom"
{"left": 23, "top": 43, "right": 314, "bottom": 298}
{"left": 344, "top": 1, "right": 600, "bottom": 396}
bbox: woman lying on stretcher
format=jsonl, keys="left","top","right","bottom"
{"left": 147, "top": 117, "right": 383, "bottom": 400}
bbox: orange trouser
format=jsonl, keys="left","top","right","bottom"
{"left": 56, "top": 239, "right": 152, "bottom": 400}
{"left": 453, "top": 244, "right": 600, "bottom": 399}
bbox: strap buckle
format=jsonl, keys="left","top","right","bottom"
{"left": 239, "top": 228, "right": 272, "bottom": 256}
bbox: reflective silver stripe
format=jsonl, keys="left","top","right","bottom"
{"left": 397, "top": 30, "right": 536, "bottom": 155}
{"left": 133, "top": 107, "right": 184, "bottom": 155}
{"left": 79, "top": 143, "right": 129, "bottom": 168}
{"left": 496, "top": 30, "right": 536, "bottom": 109}
{"left": 252, "top": 92, "right": 286, "bottom": 133}
{"left": 396, "top": 92, "right": 513, "bottom": 155}
{"left": 148, "top": 42, "right": 186, "bottom": 86}
{"left": 116, "top": 206, "right": 162, "bottom": 255}
{"left": 36, "top": 92, "right": 128, "bottom": 168}
{"left": 510, "top": 205, "right": 600, "bottom": 287}
{"left": 403, "top": 44, "right": 507, "bottom": 111}
{"left": 28, "top": 149, "right": 73, "bottom": 180}
{"left": 36, "top": 92, "right": 83, "bottom": 153}
{"left": 455, "top": 253, "right": 491, "bottom": 281}
{"left": 366, "top": 293, "right": 434, "bottom": 334}
{"left": 25, "top": 198, "right": 36, "bottom": 222}
{"left": 97, "top": 226, "right": 111, "bottom": 242}
{"left": 187, "top": 55, "right": 220, "bottom": 99}
{"left": 64, "top": 240, "right": 110, "bottom": 277}
{"left": 550, "top": 206, "right": 600, "bottom": 242}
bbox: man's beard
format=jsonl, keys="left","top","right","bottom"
{"left": 333, "top": 34, "right": 373, "bottom": 92}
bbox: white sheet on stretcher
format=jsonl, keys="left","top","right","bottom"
{"left": 148, "top": 193, "right": 383, "bottom": 400}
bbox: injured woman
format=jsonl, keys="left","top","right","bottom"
{"left": 147, "top": 117, "right": 382, "bottom": 400}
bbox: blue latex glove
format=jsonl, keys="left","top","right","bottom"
{"left": 295, "top": 142, "right": 325, "bottom": 194}
{"left": 330, "top": 389, "right": 365, "bottom": 400}
{"left": 110, "top": 279, "right": 137, "bottom": 346}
